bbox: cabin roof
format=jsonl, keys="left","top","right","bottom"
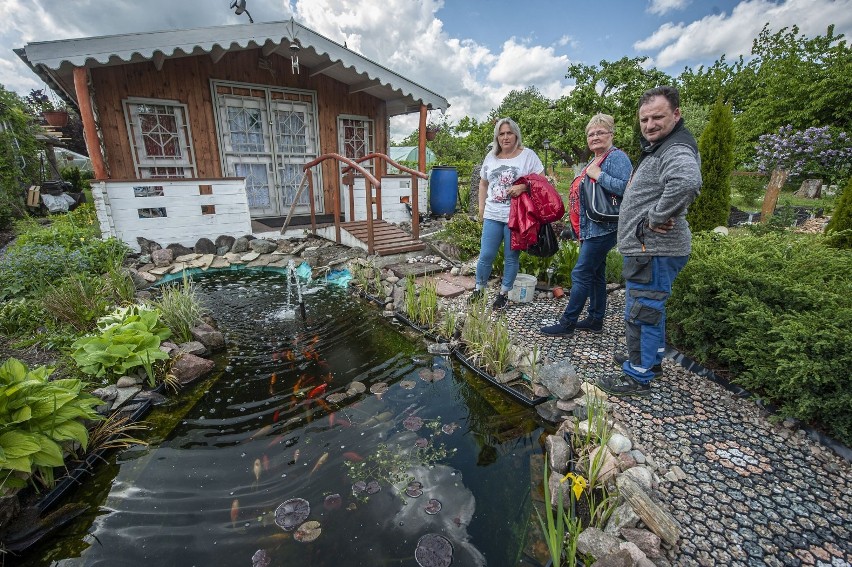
{"left": 15, "top": 19, "right": 449, "bottom": 117}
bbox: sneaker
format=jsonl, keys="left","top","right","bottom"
{"left": 492, "top": 292, "right": 509, "bottom": 311}
{"left": 575, "top": 317, "right": 603, "bottom": 333}
{"left": 468, "top": 289, "right": 485, "bottom": 304}
{"left": 613, "top": 352, "right": 662, "bottom": 374}
{"left": 596, "top": 373, "right": 652, "bottom": 397}
{"left": 540, "top": 321, "right": 575, "bottom": 336}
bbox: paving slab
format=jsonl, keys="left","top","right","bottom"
{"left": 415, "top": 275, "right": 465, "bottom": 298}
{"left": 435, "top": 273, "right": 476, "bottom": 291}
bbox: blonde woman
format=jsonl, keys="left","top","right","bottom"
{"left": 472, "top": 118, "right": 544, "bottom": 310}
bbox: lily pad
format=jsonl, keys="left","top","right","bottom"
{"left": 326, "top": 392, "right": 347, "bottom": 404}
{"left": 403, "top": 416, "right": 424, "bottom": 431}
{"left": 348, "top": 381, "right": 367, "bottom": 394}
{"left": 293, "top": 520, "right": 321, "bottom": 543}
{"left": 424, "top": 498, "right": 442, "bottom": 515}
{"left": 252, "top": 549, "right": 271, "bottom": 567}
{"left": 415, "top": 437, "right": 429, "bottom": 448}
{"left": 399, "top": 379, "right": 417, "bottom": 390}
{"left": 324, "top": 493, "right": 342, "bottom": 510}
{"left": 441, "top": 422, "right": 460, "bottom": 435}
{"left": 418, "top": 368, "right": 446, "bottom": 383}
{"left": 274, "top": 498, "right": 310, "bottom": 531}
{"left": 369, "top": 382, "right": 389, "bottom": 395}
{"left": 405, "top": 481, "right": 423, "bottom": 498}
{"left": 415, "top": 533, "right": 453, "bottom": 567}
{"left": 352, "top": 480, "right": 367, "bottom": 495}
{"left": 365, "top": 480, "right": 381, "bottom": 494}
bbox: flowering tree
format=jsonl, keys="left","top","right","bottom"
{"left": 755, "top": 125, "right": 852, "bottom": 184}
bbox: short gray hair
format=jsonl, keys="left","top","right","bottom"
{"left": 491, "top": 117, "right": 523, "bottom": 156}
{"left": 586, "top": 113, "right": 615, "bottom": 135}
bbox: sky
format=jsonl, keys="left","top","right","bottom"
{"left": 3, "top": 0, "right": 851, "bottom": 140}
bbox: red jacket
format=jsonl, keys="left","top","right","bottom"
{"left": 508, "top": 173, "right": 565, "bottom": 251}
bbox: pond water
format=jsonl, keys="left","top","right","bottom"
{"left": 22, "top": 271, "right": 547, "bottom": 566}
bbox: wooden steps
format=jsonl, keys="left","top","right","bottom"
{"left": 341, "top": 219, "right": 426, "bottom": 256}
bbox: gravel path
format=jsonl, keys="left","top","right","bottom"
{"left": 502, "top": 289, "right": 852, "bottom": 567}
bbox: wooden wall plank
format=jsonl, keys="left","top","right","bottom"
{"left": 90, "top": 50, "right": 390, "bottom": 215}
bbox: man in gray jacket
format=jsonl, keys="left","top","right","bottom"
{"left": 597, "top": 86, "right": 702, "bottom": 396}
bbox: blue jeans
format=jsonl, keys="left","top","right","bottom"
{"left": 475, "top": 219, "right": 520, "bottom": 294}
{"left": 622, "top": 255, "right": 689, "bottom": 383}
{"left": 560, "top": 231, "right": 617, "bottom": 323}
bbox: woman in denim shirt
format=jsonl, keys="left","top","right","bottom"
{"left": 541, "top": 113, "right": 633, "bottom": 335}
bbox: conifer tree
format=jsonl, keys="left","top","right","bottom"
{"left": 825, "top": 177, "right": 852, "bottom": 248}
{"left": 687, "top": 99, "right": 734, "bottom": 232}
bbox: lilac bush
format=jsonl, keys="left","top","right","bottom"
{"left": 755, "top": 125, "right": 852, "bottom": 183}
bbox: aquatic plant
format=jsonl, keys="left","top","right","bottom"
{"left": 150, "top": 274, "right": 207, "bottom": 343}
{"left": 417, "top": 277, "right": 438, "bottom": 329}
{"left": 570, "top": 394, "right": 618, "bottom": 529}
{"left": 344, "top": 441, "right": 451, "bottom": 503}
{"left": 403, "top": 275, "right": 419, "bottom": 320}
{"left": 535, "top": 460, "right": 569, "bottom": 567}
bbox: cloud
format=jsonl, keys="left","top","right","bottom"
{"left": 647, "top": 0, "right": 690, "bottom": 16}
{"left": 635, "top": 0, "right": 852, "bottom": 69}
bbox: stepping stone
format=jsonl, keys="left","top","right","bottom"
{"left": 436, "top": 273, "right": 476, "bottom": 291}
{"left": 385, "top": 261, "right": 445, "bottom": 279}
{"left": 415, "top": 275, "right": 465, "bottom": 298}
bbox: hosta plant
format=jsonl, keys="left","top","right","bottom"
{"left": 0, "top": 358, "right": 103, "bottom": 494}
{"left": 71, "top": 304, "right": 172, "bottom": 386}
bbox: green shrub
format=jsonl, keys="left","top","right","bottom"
{"left": 825, "top": 177, "right": 852, "bottom": 249}
{"left": 605, "top": 248, "right": 624, "bottom": 285}
{"left": 0, "top": 358, "right": 103, "bottom": 492}
{"left": 435, "top": 214, "right": 482, "bottom": 260}
{"left": 668, "top": 232, "right": 852, "bottom": 443}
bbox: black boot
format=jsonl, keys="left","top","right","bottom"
{"left": 575, "top": 317, "right": 603, "bottom": 333}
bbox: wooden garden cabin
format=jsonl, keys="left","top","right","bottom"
{"left": 16, "top": 19, "right": 449, "bottom": 254}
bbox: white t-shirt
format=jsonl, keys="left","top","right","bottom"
{"left": 480, "top": 147, "right": 544, "bottom": 222}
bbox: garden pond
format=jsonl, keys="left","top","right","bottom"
{"left": 20, "top": 270, "right": 549, "bottom": 566}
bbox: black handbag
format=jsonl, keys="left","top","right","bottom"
{"left": 582, "top": 175, "right": 621, "bottom": 223}
{"left": 526, "top": 223, "right": 558, "bottom": 257}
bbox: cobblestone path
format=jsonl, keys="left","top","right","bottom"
{"left": 502, "top": 290, "right": 852, "bottom": 567}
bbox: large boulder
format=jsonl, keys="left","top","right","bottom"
{"left": 249, "top": 239, "right": 278, "bottom": 254}
{"left": 194, "top": 237, "right": 216, "bottom": 255}
{"left": 166, "top": 243, "right": 194, "bottom": 258}
{"left": 537, "top": 360, "right": 581, "bottom": 400}
{"left": 171, "top": 353, "right": 215, "bottom": 385}
{"left": 191, "top": 322, "right": 225, "bottom": 352}
{"left": 151, "top": 248, "right": 174, "bottom": 267}
{"left": 215, "top": 235, "right": 236, "bottom": 255}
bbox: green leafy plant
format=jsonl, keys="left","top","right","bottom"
{"left": 71, "top": 305, "right": 172, "bottom": 386}
{"left": 150, "top": 274, "right": 206, "bottom": 343}
{"left": 825, "top": 177, "right": 852, "bottom": 249}
{"left": 0, "top": 298, "right": 47, "bottom": 337}
{"left": 403, "top": 275, "right": 419, "bottom": 320}
{"left": 434, "top": 214, "right": 482, "bottom": 260}
{"left": 730, "top": 173, "right": 768, "bottom": 208}
{"left": 0, "top": 358, "right": 103, "bottom": 494}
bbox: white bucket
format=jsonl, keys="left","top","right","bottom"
{"left": 507, "top": 273, "right": 537, "bottom": 303}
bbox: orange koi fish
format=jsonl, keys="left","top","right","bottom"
{"left": 246, "top": 424, "right": 273, "bottom": 443}
{"left": 308, "top": 383, "right": 328, "bottom": 399}
{"left": 230, "top": 499, "right": 240, "bottom": 527}
{"left": 310, "top": 451, "right": 329, "bottom": 475}
{"left": 342, "top": 451, "right": 364, "bottom": 462}
{"left": 272, "top": 409, "right": 280, "bottom": 423}
{"left": 315, "top": 398, "right": 332, "bottom": 412}
{"left": 262, "top": 454, "right": 270, "bottom": 472}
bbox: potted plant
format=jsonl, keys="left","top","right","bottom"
{"left": 25, "top": 88, "right": 70, "bottom": 127}
{"left": 425, "top": 125, "right": 440, "bottom": 141}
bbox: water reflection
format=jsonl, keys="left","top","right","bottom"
{"left": 24, "top": 271, "right": 544, "bottom": 566}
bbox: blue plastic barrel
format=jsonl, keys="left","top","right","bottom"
{"left": 429, "top": 166, "right": 458, "bottom": 216}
